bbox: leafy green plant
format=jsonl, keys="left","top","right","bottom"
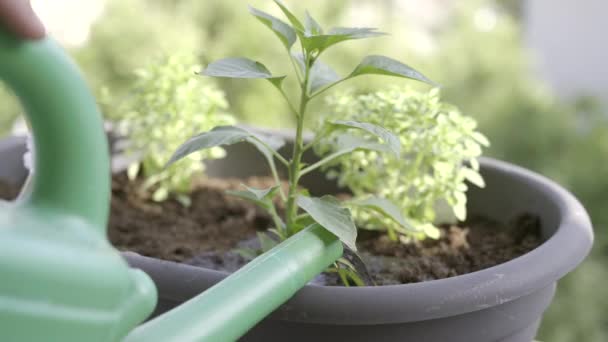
{"left": 166, "top": 1, "right": 436, "bottom": 283}
{"left": 316, "top": 87, "right": 488, "bottom": 241}
{"left": 116, "top": 53, "right": 234, "bottom": 203}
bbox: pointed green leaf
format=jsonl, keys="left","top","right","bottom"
{"left": 152, "top": 187, "right": 169, "bottom": 202}
{"left": 309, "top": 60, "right": 340, "bottom": 93}
{"left": 304, "top": 10, "right": 323, "bottom": 35}
{"left": 243, "top": 184, "right": 279, "bottom": 201}
{"left": 351, "top": 196, "right": 421, "bottom": 234}
{"left": 127, "top": 162, "right": 140, "bottom": 181}
{"left": 333, "top": 133, "right": 392, "bottom": 158}
{"left": 166, "top": 126, "right": 251, "bottom": 167}
{"left": 328, "top": 27, "right": 386, "bottom": 38}
{"left": 292, "top": 52, "right": 306, "bottom": 72}
{"left": 462, "top": 168, "right": 485, "bottom": 188}
{"left": 293, "top": 53, "right": 341, "bottom": 94}
{"left": 330, "top": 120, "right": 401, "bottom": 157}
{"left": 422, "top": 223, "right": 441, "bottom": 239}
{"left": 349, "top": 55, "right": 435, "bottom": 85}
{"left": 302, "top": 27, "right": 386, "bottom": 53}
{"left": 257, "top": 232, "right": 278, "bottom": 252}
{"left": 225, "top": 189, "right": 266, "bottom": 207}
{"left": 202, "top": 57, "right": 286, "bottom": 88}
{"left": 203, "top": 58, "right": 272, "bottom": 78}
{"left": 267, "top": 77, "right": 287, "bottom": 89}
{"left": 245, "top": 133, "right": 285, "bottom": 181}
{"left": 273, "top": 0, "right": 304, "bottom": 31}
{"left": 249, "top": 6, "right": 296, "bottom": 50}
{"left": 340, "top": 250, "right": 375, "bottom": 286}
{"left": 167, "top": 126, "right": 284, "bottom": 168}
{"left": 472, "top": 131, "right": 490, "bottom": 147}
{"left": 225, "top": 185, "right": 279, "bottom": 209}
{"left": 296, "top": 195, "right": 358, "bottom": 250}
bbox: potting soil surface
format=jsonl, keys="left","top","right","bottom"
{"left": 0, "top": 174, "right": 542, "bottom": 286}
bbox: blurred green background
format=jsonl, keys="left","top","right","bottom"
{"left": 2, "top": 0, "right": 606, "bottom": 340}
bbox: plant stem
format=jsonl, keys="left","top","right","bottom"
{"left": 265, "top": 155, "right": 287, "bottom": 202}
{"left": 267, "top": 203, "right": 286, "bottom": 239}
{"left": 299, "top": 151, "right": 343, "bottom": 176}
{"left": 285, "top": 54, "right": 312, "bottom": 234}
{"left": 309, "top": 76, "right": 352, "bottom": 99}
{"left": 302, "top": 124, "right": 329, "bottom": 151}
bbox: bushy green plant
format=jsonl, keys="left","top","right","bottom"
{"left": 316, "top": 87, "right": 488, "bottom": 241}
{"left": 166, "top": 1, "right": 453, "bottom": 285}
{"left": 116, "top": 54, "right": 234, "bottom": 203}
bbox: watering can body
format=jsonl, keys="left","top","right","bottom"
{"left": 0, "top": 31, "right": 157, "bottom": 341}
{"left": 0, "top": 30, "right": 342, "bottom": 341}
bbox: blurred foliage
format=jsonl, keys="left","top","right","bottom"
{"left": 317, "top": 88, "right": 488, "bottom": 240}
{"left": 114, "top": 54, "right": 234, "bottom": 203}
{"left": 0, "top": 86, "right": 19, "bottom": 136}
{"left": 0, "top": 0, "right": 605, "bottom": 339}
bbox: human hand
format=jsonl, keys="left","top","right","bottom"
{"left": 0, "top": 0, "right": 44, "bottom": 39}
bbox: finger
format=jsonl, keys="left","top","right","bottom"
{"left": 0, "top": 0, "right": 45, "bottom": 39}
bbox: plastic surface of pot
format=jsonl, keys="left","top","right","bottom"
{"left": 0, "top": 133, "right": 593, "bottom": 342}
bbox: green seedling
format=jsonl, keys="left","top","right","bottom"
{"left": 167, "top": 1, "right": 434, "bottom": 285}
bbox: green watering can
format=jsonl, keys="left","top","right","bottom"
{"left": 0, "top": 30, "right": 342, "bottom": 341}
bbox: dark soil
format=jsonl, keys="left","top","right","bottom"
{"left": 107, "top": 173, "right": 282, "bottom": 262}
{"left": 0, "top": 175, "right": 542, "bottom": 286}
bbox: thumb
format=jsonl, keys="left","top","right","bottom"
{"left": 0, "top": 0, "right": 45, "bottom": 40}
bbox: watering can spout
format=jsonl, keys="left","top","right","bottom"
{"left": 124, "top": 224, "right": 342, "bottom": 342}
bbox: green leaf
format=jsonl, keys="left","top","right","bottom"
{"left": 290, "top": 213, "right": 315, "bottom": 233}
{"left": 166, "top": 126, "right": 251, "bottom": 167}
{"left": 127, "top": 162, "right": 140, "bottom": 181}
{"left": 234, "top": 247, "right": 258, "bottom": 260}
{"left": 333, "top": 133, "right": 393, "bottom": 158}
{"left": 462, "top": 168, "right": 485, "bottom": 188}
{"left": 310, "top": 60, "right": 340, "bottom": 93}
{"left": 453, "top": 201, "right": 467, "bottom": 222}
{"left": 235, "top": 184, "right": 279, "bottom": 201}
{"left": 167, "top": 126, "right": 284, "bottom": 168}
{"left": 472, "top": 131, "right": 490, "bottom": 147}
{"left": 293, "top": 53, "right": 340, "bottom": 94}
{"left": 257, "top": 232, "right": 278, "bottom": 252}
{"left": 273, "top": 0, "right": 304, "bottom": 31}
{"left": 422, "top": 223, "right": 441, "bottom": 239}
{"left": 202, "top": 57, "right": 286, "bottom": 88}
{"left": 292, "top": 52, "right": 306, "bottom": 72}
{"left": 349, "top": 55, "right": 435, "bottom": 85}
{"left": 249, "top": 6, "right": 296, "bottom": 50}
{"left": 302, "top": 27, "right": 386, "bottom": 53}
{"left": 225, "top": 185, "right": 279, "bottom": 210}
{"left": 304, "top": 10, "right": 323, "bottom": 35}
{"left": 351, "top": 196, "right": 421, "bottom": 234}
{"left": 330, "top": 120, "right": 401, "bottom": 157}
{"left": 246, "top": 138, "right": 277, "bottom": 164}
{"left": 328, "top": 27, "right": 386, "bottom": 38}
{"left": 152, "top": 187, "right": 169, "bottom": 202}
{"left": 296, "top": 195, "right": 358, "bottom": 250}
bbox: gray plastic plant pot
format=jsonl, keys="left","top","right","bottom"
{"left": 0, "top": 133, "right": 593, "bottom": 342}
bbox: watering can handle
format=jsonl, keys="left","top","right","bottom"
{"left": 0, "top": 30, "right": 110, "bottom": 229}
{"left": 0, "top": 30, "right": 158, "bottom": 341}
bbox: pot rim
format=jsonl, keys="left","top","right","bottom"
{"left": 125, "top": 157, "right": 593, "bottom": 325}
